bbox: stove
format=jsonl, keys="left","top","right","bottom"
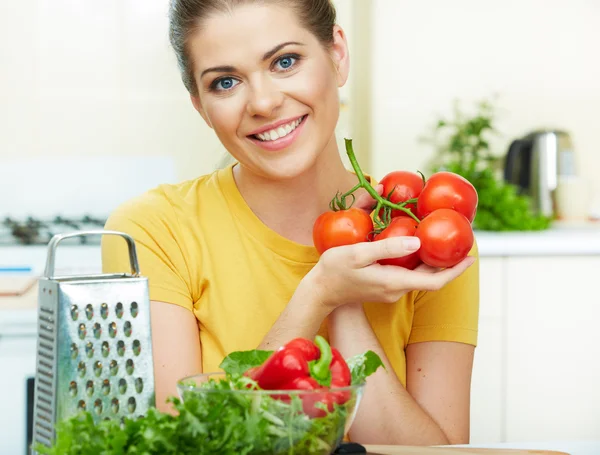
{"left": 1, "top": 215, "right": 107, "bottom": 246}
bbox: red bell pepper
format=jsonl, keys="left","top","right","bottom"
{"left": 283, "top": 337, "right": 321, "bottom": 361}
{"left": 244, "top": 344, "right": 309, "bottom": 390}
{"left": 245, "top": 336, "right": 353, "bottom": 417}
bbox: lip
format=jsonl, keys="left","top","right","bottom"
{"left": 247, "top": 115, "right": 307, "bottom": 152}
{"left": 247, "top": 115, "right": 306, "bottom": 136}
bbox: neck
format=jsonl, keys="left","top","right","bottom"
{"left": 233, "top": 139, "right": 359, "bottom": 245}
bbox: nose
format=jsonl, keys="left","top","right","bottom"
{"left": 245, "top": 76, "right": 284, "bottom": 118}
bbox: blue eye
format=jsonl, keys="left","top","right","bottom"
{"left": 212, "top": 77, "right": 239, "bottom": 91}
{"left": 275, "top": 55, "right": 298, "bottom": 71}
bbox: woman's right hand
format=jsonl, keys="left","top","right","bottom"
{"left": 306, "top": 236, "right": 476, "bottom": 311}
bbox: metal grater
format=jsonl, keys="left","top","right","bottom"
{"left": 31, "top": 230, "right": 156, "bottom": 453}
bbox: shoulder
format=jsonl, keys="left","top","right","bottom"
{"left": 106, "top": 169, "right": 221, "bottom": 226}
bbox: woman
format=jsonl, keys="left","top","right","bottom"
{"left": 102, "top": 0, "right": 479, "bottom": 446}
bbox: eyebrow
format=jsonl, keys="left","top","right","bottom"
{"left": 200, "top": 41, "right": 304, "bottom": 78}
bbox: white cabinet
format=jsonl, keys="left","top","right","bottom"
{"left": 470, "top": 257, "right": 505, "bottom": 444}
{"left": 505, "top": 256, "right": 600, "bottom": 441}
{"left": 470, "top": 254, "right": 600, "bottom": 444}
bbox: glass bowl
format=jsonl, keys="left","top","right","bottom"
{"left": 176, "top": 372, "right": 365, "bottom": 455}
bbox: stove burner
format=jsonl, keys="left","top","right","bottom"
{"left": 1, "top": 216, "right": 107, "bottom": 245}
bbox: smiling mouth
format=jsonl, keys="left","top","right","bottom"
{"left": 250, "top": 115, "right": 307, "bottom": 142}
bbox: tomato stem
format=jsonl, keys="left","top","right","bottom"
{"left": 344, "top": 139, "right": 421, "bottom": 224}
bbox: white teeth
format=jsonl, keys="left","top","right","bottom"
{"left": 254, "top": 116, "right": 304, "bottom": 142}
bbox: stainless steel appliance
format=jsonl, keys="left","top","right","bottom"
{"left": 504, "top": 130, "right": 576, "bottom": 217}
{"left": 31, "top": 231, "right": 156, "bottom": 453}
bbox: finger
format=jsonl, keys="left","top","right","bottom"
{"left": 354, "top": 184, "right": 383, "bottom": 213}
{"left": 348, "top": 236, "right": 421, "bottom": 267}
{"left": 395, "top": 255, "right": 476, "bottom": 291}
{"left": 414, "top": 263, "right": 441, "bottom": 274}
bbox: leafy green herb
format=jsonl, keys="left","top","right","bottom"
{"left": 35, "top": 348, "right": 383, "bottom": 455}
{"left": 423, "top": 98, "right": 552, "bottom": 231}
{"left": 219, "top": 349, "right": 273, "bottom": 376}
{"left": 347, "top": 350, "right": 386, "bottom": 385}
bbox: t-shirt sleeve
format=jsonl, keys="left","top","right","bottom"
{"left": 407, "top": 240, "right": 480, "bottom": 346}
{"left": 100, "top": 190, "right": 194, "bottom": 312}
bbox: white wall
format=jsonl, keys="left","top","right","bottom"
{"left": 0, "top": 0, "right": 230, "bottom": 183}
{"left": 369, "top": 0, "right": 600, "bottom": 213}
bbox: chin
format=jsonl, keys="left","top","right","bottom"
{"left": 258, "top": 150, "right": 321, "bottom": 182}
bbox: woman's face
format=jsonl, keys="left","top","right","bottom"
{"left": 188, "top": 3, "right": 349, "bottom": 181}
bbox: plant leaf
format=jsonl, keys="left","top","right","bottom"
{"left": 219, "top": 349, "right": 274, "bottom": 376}
{"left": 347, "top": 350, "right": 385, "bottom": 385}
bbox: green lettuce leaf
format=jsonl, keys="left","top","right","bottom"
{"left": 219, "top": 349, "right": 273, "bottom": 376}
{"left": 346, "top": 350, "right": 385, "bottom": 385}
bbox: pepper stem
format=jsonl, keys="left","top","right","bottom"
{"left": 344, "top": 138, "right": 421, "bottom": 224}
{"left": 309, "top": 336, "right": 333, "bottom": 387}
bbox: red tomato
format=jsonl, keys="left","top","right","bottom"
{"left": 416, "top": 172, "right": 478, "bottom": 223}
{"left": 373, "top": 217, "right": 422, "bottom": 270}
{"left": 313, "top": 208, "right": 374, "bottom": 255}
{"left": 415, "top": 209, "right": 474, "bottom": 268}
{"left": 379, "top": 170, "right": 424, "bottom": 218}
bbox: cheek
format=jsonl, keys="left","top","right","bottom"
{"left": 203, "top": 97, "right": 244, "bottom": 136}
{"left": 294, "top": 60, "right": 340, "bottom": 117}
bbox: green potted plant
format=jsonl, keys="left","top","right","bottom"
{"left": 423, "top": 98, "right": 552, "bottom": 231}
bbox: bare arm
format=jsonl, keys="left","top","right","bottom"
{"left": 327, "top": 303, "right": 474, "bottom": 445}
{"left": 150, "top": 300, "right": 203, "bottom": 414}
{"left": 257, "top": 276, "right": 331, "bottom": 350}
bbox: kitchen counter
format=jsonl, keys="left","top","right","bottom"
{"left": 364, "top": 440, "right": 600, "bottom": 454}
{"left": 475, "top": 221, "right": 600, "bottom": 256}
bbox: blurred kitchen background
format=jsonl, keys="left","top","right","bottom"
{"left": 1, "top": 0, "right": 599, "bottom": 454}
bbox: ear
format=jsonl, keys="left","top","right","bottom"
{"left": 190, "top": 94, "right": 213, "bottom": 129}
{"left": 329, "top": 24, "right": 350, "bottom": 87}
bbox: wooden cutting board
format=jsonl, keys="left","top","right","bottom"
{"left": 363, "top": 445, "right": 570, "bottom": 455}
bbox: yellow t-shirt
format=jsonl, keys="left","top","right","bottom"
{"left": 101, "top": 164, "right": 479, "bottom": 385}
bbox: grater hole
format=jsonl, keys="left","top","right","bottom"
{"left": 130, "top": 301, "right": 139, "bottom": 318}
{"left": 77, "top": 361, "right": 87, "bottom": 378}
{"left": 93, "top": 323, "right": 102, "bottom": 339}
{"left": 94, "top": 361, "right": 103, "bottom": 377}
{"left": 132, "top": 340, "right": 141, "bottom": 356}
{"left": 109, "top": 322, "right": 117, "bottom": 338}
{"left": 102, "top": 379, "right": 111, "bottom": 395}
{"left": 70, "top": 304, "right": 79, "bottom": 321}
{"left": 135, "top": 377, "right": 144, "bottom": 394}
{"left": 118, "top": 378, "right": 127, "bottom": 394}
{"left": 69, "top": 381, "right": 78, "bottom": 397}
{"left": 77, "top": 400, "right": 86, "bottom": 411}
{"left": 117, "top": 340, "right": 125, "bottom": 357}
{"left": 101, "top": 341, "right": 110, "bottom": 358}
{"left": 85, "top": 304, "right": 94, "bottom": 320}
{"left": 85, "top": 342, "right": 94, "bottom": 358}
{"left": 111, "top": 398, "right": 120, "bottom": 414}
{"left": 100, "top": 303, "right": 109, "bottom": 319}
{"left": 115, "top": 302, "right": 124, "bottom": 319}
{"left": 104, "top": 417, "right": 111, "bottom": 421}
{"left": 70, "top": 343, "right": 78, "bottom": 360}
{"left": 86, "top": 380, "right": 94, "bottom": 397}
{"left": 94, "top": 399, "right": 103, "bottom": 415}
{"left": 123, "top": 321, "right": 132, "bottom": 337}
{"left": 127, "top": 397, "right": 137, "bottom": 414}
{"left": 78, "top": 323, "right": 86, "bottom": 340}
{"left": 126, "top": 359, "right": 134, "bottom": 375}
{"left": 110, "top": 360, "right": 119, "bottom": 376}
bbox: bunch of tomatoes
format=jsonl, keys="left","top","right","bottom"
{"left": 313, "top": 164, "right": 478, "bottom": 270}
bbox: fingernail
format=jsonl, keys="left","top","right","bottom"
{"left": 403, "top": 237, "right": 420, "bottom": 251}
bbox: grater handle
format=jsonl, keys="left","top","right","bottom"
{"left": 44, "top": 230, "right": 141, "bottom": 279}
